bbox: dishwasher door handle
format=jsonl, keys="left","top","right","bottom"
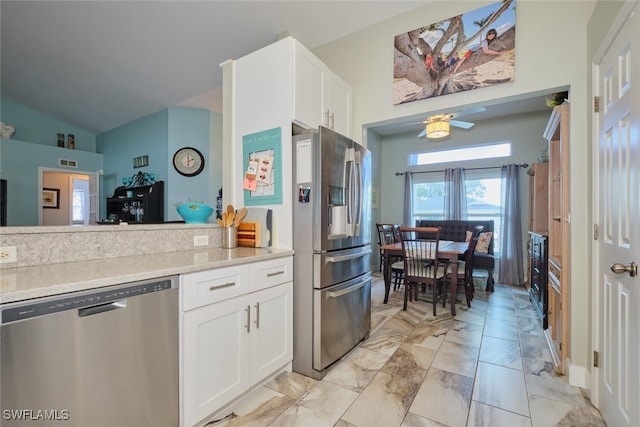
{"left": 78, "top": 300, "right": 127, "bottom": 317}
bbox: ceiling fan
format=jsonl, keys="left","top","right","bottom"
{"left": 417, "top": 106, "right": 486, "bottom": 139}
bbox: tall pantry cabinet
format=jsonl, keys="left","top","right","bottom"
{"left": 222, "top": 36, "right": 352, "bottom": 249}
{"left": 543, "top": 102, "right": 571, "bottom": 373}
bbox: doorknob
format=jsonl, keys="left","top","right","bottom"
{"left": 610, "top": 262, "right": 638, "bottom": 277}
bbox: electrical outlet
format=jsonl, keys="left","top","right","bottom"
{"left": 193, "top": 235, "right": 209, "bottom": 247}
{"left": 0, "top": 246, "right": 17, "bottom": 264}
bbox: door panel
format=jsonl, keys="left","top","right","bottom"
{"left": 595, "top": 4, "right": 639, "bottom": 426}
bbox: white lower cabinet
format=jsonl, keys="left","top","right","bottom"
{"left": 180, "top": 257, "right": 293, "bottom": 427}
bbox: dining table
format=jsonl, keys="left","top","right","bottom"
{"left": 380, "top": 240, "right": 469, "bottom": 316}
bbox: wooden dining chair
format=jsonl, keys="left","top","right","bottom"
{"left": 398, "top": 227, "right": 447, "bottom": 315}
{"left": 376, "top": 223, "right": 404, "bottom": 289}
{"left": 446, "top": 225, "right": 484, "bottom": 307}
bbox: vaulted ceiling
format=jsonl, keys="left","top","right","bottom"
{"left": 1, "top": 1, "right": 428, "bottom": 134}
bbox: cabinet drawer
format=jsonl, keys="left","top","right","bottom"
{"left": 181, "top": 265, "right": 249, "bottom": 310}
{"left": 249, "top": 257, "right": 293, "bottom": 291}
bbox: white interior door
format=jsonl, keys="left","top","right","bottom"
{"left": 594, "top": 3, "right": 639, "bottom": 426}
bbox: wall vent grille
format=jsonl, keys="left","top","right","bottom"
{"left": 59, "top": 159, "right": 78, "bottom": 168}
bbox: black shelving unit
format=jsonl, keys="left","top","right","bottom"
{"left": 106, "top": 181, "right": 164, "bottom": 224}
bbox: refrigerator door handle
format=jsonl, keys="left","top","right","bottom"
{"left": 354, "top": 151, "right": 363, "bottom": 236}
{"left": 326, "top": 249, "right": 372, "bottom": 263}
{"left": 348, "top": 159, "right": 355, "bottom": 235}
{"left": 344, "top": 147, "right": 356, "bottom": 236}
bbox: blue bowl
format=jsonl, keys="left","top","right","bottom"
{"left": 177, "top": 202, "right": 214, "bottom": 224}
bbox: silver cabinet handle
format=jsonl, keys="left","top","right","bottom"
{"left": 267, "top": 271, "right": 285, "bottom": 277}
{"left": 324, "top": 109, "right": 330, "bottom": 127}
{"left": 254, "top": 302, "right": 260, "bottom": 329}
{"left": 610, "top": 262, "right": 638, "bottom": 277}
{"left": 330, "top": 112, "right": 335, "bottom": 129}
{"left": 209, "top": 282, "right": 235, "bottom": 291}
{"left": 245, "top": 305, "right": 251, "bottom": 333}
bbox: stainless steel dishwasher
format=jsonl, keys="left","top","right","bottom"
{"left": 1, "top": 276, "right": 179, "bottom": 427}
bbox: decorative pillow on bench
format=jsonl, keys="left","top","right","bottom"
{"left": 465, "top": 230, "right": 493, "bottom": 254}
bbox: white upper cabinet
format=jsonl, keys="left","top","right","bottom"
{"left": 293, "top": 40, "right": 352, "bottom": 137}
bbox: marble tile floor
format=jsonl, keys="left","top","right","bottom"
{"left": 209, "top": 276, "right": 606, "bottom": 427}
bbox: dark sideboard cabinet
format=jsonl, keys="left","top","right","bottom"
{"left": 528, "top": 232, "right": 548, "bottom": 329}
{"left": 106, "top": 181, "right": 164, "bottom": 224}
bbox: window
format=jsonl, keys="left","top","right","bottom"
{"left": 409, "top": 142, "right": 511, "bottom": 166}
{"left": 411, "top": 169, "right": 502, "bottom": 253}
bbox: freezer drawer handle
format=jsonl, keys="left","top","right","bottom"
{"left": 266, "top": 270, "right": 285, "bottom": 277}
{"left": 209, "top": 282, "right": 236, "bottom": 291}
{"left": 78, "top": 300, "right": 127, "bottom": 317}
{"left": 326, "top": 249, "right": 372, "bottom": 263}
{"left": 327, "top": 279, "right": 368, "bottom": 298}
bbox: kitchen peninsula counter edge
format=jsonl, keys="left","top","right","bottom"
{"left": 0, "top": 247, "right": 294, "bottom": 304}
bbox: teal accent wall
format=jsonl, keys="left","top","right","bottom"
{"left": 0, "top": 96, "right": 97, "bottom": 151}
{"left": 1, "top": 96, "right": 219, "bottom": 224}
{"left": 97, "top": 109, "right": 169, "bottom": 212}
{"left": 167, "top": 107, "right": 211, "bottom": 221}
{"left": 97, "top": 107, "right": 213, "bottom": 222}
{"left": 0, "top": 139, "right": 103, "bottom": 226}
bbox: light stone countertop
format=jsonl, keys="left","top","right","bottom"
{"left": 0, "top": 247, "right": 294, "bottom": 304}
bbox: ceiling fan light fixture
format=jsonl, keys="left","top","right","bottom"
{"left": 425, "top": 120, "right": 450, "bottom": 139}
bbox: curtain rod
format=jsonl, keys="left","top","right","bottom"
{"left": 394, "top": 163, "right": 529, "bottom": 176}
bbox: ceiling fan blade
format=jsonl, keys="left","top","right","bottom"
{"left": 449, "top": 120, "right": 474, "bottom": 129}
{"left": 450, "top": 106, "right": 486, "bottom": 119}
{"left": 417, "top": 128, "right": 427, "bottom": 138}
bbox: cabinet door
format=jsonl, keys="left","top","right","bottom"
{"left": 293, "top": 44, "right": 324, "bottom": 130}
{"left": 182, "top": 297, "right": 250, "bottom": 427}
{"left": 250, "top": 283, "right": 293, "bottom": 383}
{"left": 324, "top": 71, "right": 352, "bottom": 137}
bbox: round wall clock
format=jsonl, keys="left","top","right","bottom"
{"left": 173, "top": 147, "right": 205, "bottom": 177}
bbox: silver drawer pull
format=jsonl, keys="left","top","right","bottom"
{"left": 327, "top": 249, "right": 372, "bottom": 263}
{"left": 327, "top": 280, "right": 368, "bottom": 298}
{"left": 267, "top": 270, "right": 285, "bottom": 277}
{"left": 209, "top": 282, "right": 235, "bottom": 291}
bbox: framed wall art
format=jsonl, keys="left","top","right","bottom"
{"left": 42, "top": 188, "right": 60, "bottom": 209}
{"left": 393, "top": 0, "right": 517, "bottom": 105}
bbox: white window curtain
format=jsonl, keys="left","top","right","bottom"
{"left": 499, "top": 164, "right": 524, "bottom": 285}
{"left": 444, "top": 167, "right": 467, "bottom": 220}
{"left": 403, "top": 172, "right": 413, "bottom": 226}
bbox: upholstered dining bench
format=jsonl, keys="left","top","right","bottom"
{"left": 415, "top": 220, "right": 495, "bottom": 291}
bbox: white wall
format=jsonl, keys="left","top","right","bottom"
{"left": 228, "top": 38, "right": 295, "bottom": 249}
{"left": 311, "top": 0, "right": 598, "bottom": 375}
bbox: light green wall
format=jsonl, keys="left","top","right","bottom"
{"left": 312, "top": 0, "right": 600, "bottom": 374}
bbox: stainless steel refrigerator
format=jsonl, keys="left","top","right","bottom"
{"left": 292, "top": 126, "right": 372, "bottom": 379}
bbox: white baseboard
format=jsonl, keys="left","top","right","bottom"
{"left": 567, "top": 358, "right": 590, "bottom": 389}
